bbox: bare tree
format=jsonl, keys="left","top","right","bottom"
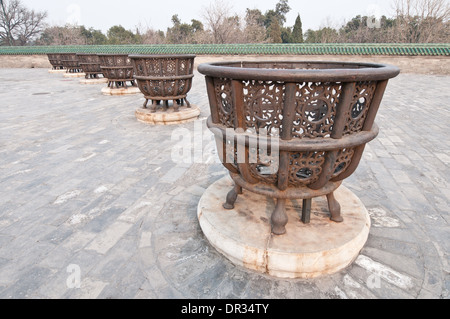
{"left": 37, "top": 25, "right": 86, "bottom": 46}
{"left": 0, "top": 0, "right": 47, "bottom": 45}
{"left": 140, "top": 29, "right": 166, "bottom": 45}
{"left": 392, "top": 0, "right": 449, "bottom": 42}
{"left": 243, "top": 8, "right": 267, "bottom": 43}
{"left": 202, "top": 0, "right": 244, "bottom": 44}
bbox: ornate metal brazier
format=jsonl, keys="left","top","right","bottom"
{"left": 59, "top": 53, "right": 82, "bottom": 73}
{"left": 130, "top": 54, "right": 196, "bottom": 112}
{"left": 77, "top": 54, "right": 104, "bottom": 79}
{"left": 47, "top": 54, "right": 64, "bottom": 70}
{"left": 198, "top": 61, "right": 400, "bottom": 235}
{"left": 98, "top": 54, "right": 136, "bottom": 89}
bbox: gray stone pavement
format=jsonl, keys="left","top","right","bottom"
{"left": 0, "top": 67, "right": 448, "bottom": 299}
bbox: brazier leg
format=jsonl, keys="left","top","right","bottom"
{"left": 223, "top": 184, "right": 242, "bottom": 210}
{"left": 272, "top": 198, "right": 288, "bottom": 235}
{"left": 150, "top": 100, "right": 158, "bottom": 113}
{"left": 327, "top": 192, "right": 343, "bottom": 223}
{"left": 173, "top": 100, "right": 180, "bottom": 112}
{"left": 302, "top": 198, "right": 312, "bottom": 224}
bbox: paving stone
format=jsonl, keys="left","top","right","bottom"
{"left": 0, "top": 68, "right": 447, "bottom": 299}
{"left": 0, "top": 266, "right": 55, "bottom": 299}
{"left": 85, "top": 221, "right": 134, "bottom": 255}
{"left": 213, "top": 267, "right": 254, "bottom": 299}
{"left": 97, "top": 260, "right": 147, "bottom": 299}
{"left": 40, "top": 225, "right": 74, "bottom": 246}
{"left": 134, "top": 280, "right": 158, "bottom": 299}
{"left": 366, "top": 235, "right": 422, "bottom": 260}
{"left": 64, "top": 277, "right": 108, "bottom": 299}
{"left": 82, "top": 207, "right": 127, "bottom": 234}
{"left": 338, "top": 274, "right": 378, "bottom": 299}
{"left": 361, "top": 247, "right": 424, "bottom": 280}
{"left": 348, "top": 264, "right": 416, "bottom": 299}
{"left": 143, "top": 265, "right": 170, "bottom": 291}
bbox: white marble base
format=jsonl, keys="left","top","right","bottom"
{"left": 101, "top": 86, "right": 140, "bottom": 96}
{"left": 63, "top": 72, "right": 86, "bottom": 78}
{"left": 48, "top": 69, "right": 66, "bottom": 74}
{"left": 79, "top": 78, "right": 108, "bottom": 85}
{"left": 197, "top": 176, "right": 371, "bottom": 279}
{"left": 135, "top": 105, "right": 201, "bottom": 125}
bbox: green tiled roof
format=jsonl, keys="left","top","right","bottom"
{"left": 0, "top": 43, "right": 448, "bottom": 56}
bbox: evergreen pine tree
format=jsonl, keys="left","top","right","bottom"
{"left": 292, "top": 14, "right": 304, "bottom": 43}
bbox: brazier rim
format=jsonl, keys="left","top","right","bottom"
{"left": 198, "top": 60, "right": 400, "bottom": 82}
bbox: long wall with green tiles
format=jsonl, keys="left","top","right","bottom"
{"left": 0, "top": 43, "right": 448, "bottom": 56}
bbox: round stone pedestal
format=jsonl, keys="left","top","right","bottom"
{"left": 197, "top": 176, "right": 371, "bottom": 279}
{"left": 48, "top": 69, "right": 66, "bottom": 74}
{"left": 63, "top": 72, "right": 86, "bottom": 78}
{"left": 79, "top": 78, "right": 108, "bottom": 85}
{"left": 101, "top": 87, "right": 140, "bottom": 96}
{"left": 135, "top": 106, "right": 201, "bottom": 125}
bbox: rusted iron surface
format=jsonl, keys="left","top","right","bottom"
{"left": 98, "top": 54, "right": 136, "bottom": 89}
{"left": 59, "top": 53, "right": 82, "bottom": 73}
{"left": 47, "top": 53, "right": 64, "bottom": 70}
{"left": 199, "top": 60, "right": 400, "bottom": 235}
{"left": 130, "top": 54, "right": 196, "bottom": 112}
{"left": 77, "top": 54, "right": 104, "bottom": 79}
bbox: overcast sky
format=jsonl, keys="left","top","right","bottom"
{"left": 20, "top": 0, "right": 395, "bottom": 33}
